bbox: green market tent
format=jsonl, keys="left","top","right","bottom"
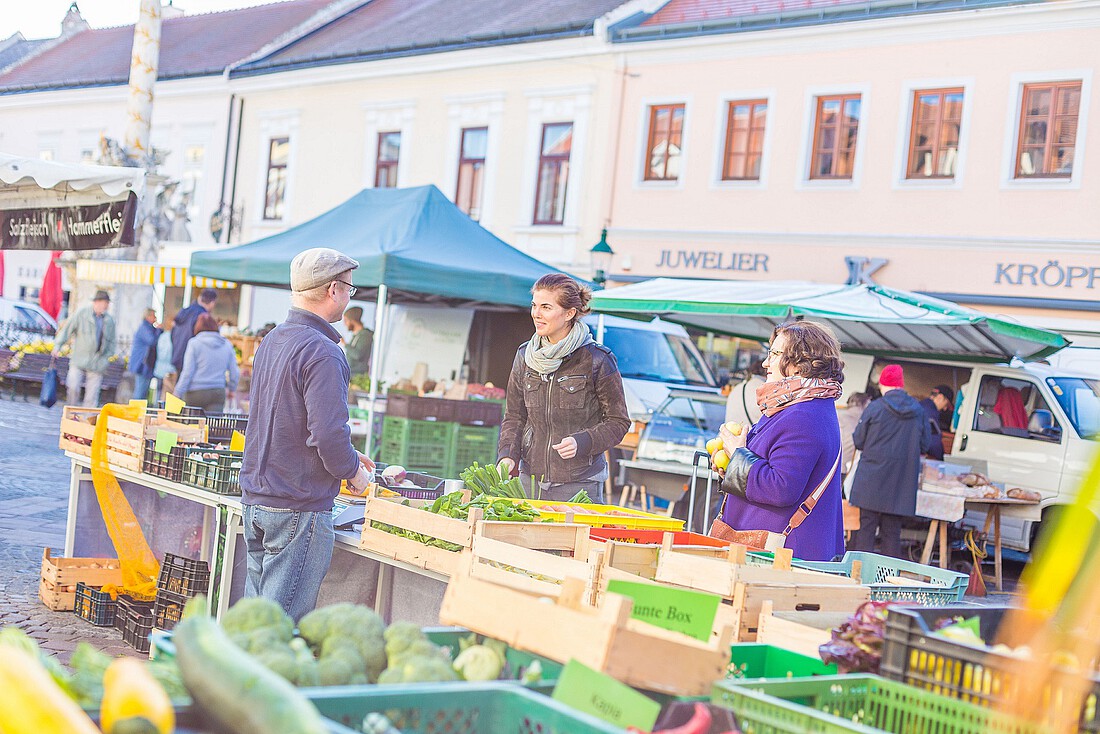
{"left": 189, "top": 185, "right": 580, "bottom": 452}
{"left": 590, "top": 278, "right": 1068, "bottom": 363}
{"left": 189, "top": 185, "right": 575, "bottom": 308}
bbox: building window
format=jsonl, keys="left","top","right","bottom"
{"left": 722, "top": 99, "right": 767, "bottom": 181}
{"left": 810, "top": 94, "right": 861, "bottom": 179}
{"left": 907, "top": 89, "right": 963, "bottom": 179}
{"left": 455, "top": 127, "right": 488, "bottom": 220}
{"left": 375, "top": 131, "right": 401, "bottom": 189}
{"left": 644, "top": 104, "right": 685, "bottom": 181}
{"left": 532, "top": 123, "right": 573, "bottom": 225}
{"left": 1015, "top": 81, "right": 1081, "bottom": 178}
{"left": 263, "top": 137, "right": 289, "bottom": 220}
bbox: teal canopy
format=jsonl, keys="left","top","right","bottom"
{"left": 189, "top": 185, "right": 577, "bottom": 308}
{"left": 590, "top": 278, "right": 1068, "bottom": 363}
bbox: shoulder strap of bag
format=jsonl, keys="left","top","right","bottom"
{"left": 783, "top": 448, "right": 842, "bottom": 536}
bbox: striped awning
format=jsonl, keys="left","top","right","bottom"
{"left": 76, "top": 259, "right": 237, "bottom": 289}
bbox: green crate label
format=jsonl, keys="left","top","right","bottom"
{"left": 552, "top": 659, "right": 660, "bottom": 730}
{"left": 606, "top": 579, "right": 720, "bottom": 642}
{"left": 154, "top": 429, "right": 178, "bottom": 455}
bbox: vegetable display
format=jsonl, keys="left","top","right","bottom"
{"left": 99, "top": 657, "right": 175, "bottom": 734}
{"left": 372, "top": 491, "right": 542, "bottom": 551}
{"left": 818, "top": 600, "right": 892, "bottom": 674}
{"left": 460, "top": 460, "right": 527, "bottom": 499}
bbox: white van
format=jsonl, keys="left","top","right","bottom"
{"left": 587, "top": 314, "right": 720, "bottom": 420}
{"left": 847, "top": 357, "right": 1100, "bottom": 552}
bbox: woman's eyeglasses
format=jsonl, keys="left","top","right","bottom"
{"left": 768, "top": 349, "right": 783, "bottom": 360}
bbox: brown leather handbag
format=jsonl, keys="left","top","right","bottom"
{"left": 709, "top": 450, "right": 841, "bottom": 548}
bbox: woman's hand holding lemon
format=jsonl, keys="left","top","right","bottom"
{"left": 720, "top": 421, "right": 746, "bottom": 455}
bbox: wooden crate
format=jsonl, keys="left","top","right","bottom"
{"left": 756, "top": 600, "right": 850, "bottom": 658}
{"left": 41, "top": 547, "right": 122, "bottom": 588}
{"left": 58, "top": 406, "right": 100, "bottom": 457}
{"left": 104, "top": 410, "right": 207, "bottom": 472}
{"left": 358, "top": 494, "right": 482, "bottom": 577}
{"left": 38, "top": 577, "right": 78, "bottom": 611}
{"left": 440, "top": 556, "right": 732, "bottom": 697}
{"left": 469, "top": 521, "right": 596, "bottom": 600}
{"left": 653, "top": 543, "right": 869, "bottom": 642}
{"left": 598, "top": 536, "right": 731, "bottom": 580}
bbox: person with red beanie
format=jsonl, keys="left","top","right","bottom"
{"left": 848, "top": 364, "right": 932, "bottom": 557}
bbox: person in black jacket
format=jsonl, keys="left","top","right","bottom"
{"left": 848, "top": 364, "right": 932, "bottom": 557}
{"left": 171, "top": 288, "right": 217, "bottom": 375}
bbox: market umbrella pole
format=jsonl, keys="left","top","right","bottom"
{"left": 364, "top": 283, "right": 388, "bottom": 457}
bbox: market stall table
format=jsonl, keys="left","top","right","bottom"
{"left": 916, "top": 488, "right": 1039, "bottom": 590}
{"left": 63, "top": 452, "right": 450, "bottom": 623}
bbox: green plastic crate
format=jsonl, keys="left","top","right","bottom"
{"left": 449, "top": 424, "right": 500, "bottom": 476}
{"left": 380, "top": 416, "right": 454, "bottom": 474}
{"left": 728, "top": 644, "right": 837, "bottom": 680}
{"left": 792, "top": 552, "right": 967, "bottom": 605}
{"left": 308, "top": 681, "right": 627, "bottom": 733}
{"left": 713, "top": 674, "right": 1044, "bottom": 734}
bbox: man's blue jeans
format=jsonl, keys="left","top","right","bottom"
{"left": 132, "top": 372, "right": 153, "bottom": 403}
{"left": 243, "top": 504, "right": 334, "bottom": 621}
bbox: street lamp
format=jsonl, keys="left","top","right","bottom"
{"left": 590, "top": 229, "right": 614, "bottom": 286}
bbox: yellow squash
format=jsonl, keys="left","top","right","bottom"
{"left": 100, "top": 657, "right": 176, "bottom": 734}
{"left": 0, "top": 646, "right": 101, "bottom": 734}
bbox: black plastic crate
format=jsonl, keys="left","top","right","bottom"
{"left": 454, "top": 399, "right": 503, "bottom": 427}
{"left": 154, "top": 402, "right": 205, "bottom": 418}
{"left": 153, "top": 588, "right": 189, "bottom": 632}
{"left": 122, "top": 606, "right": 155, "bottom": 654}
{"left": 182, "top": 446, "right": 243, "bottom": 495}
{"left": 384, "top": 393, "right": 459, "bottom": 422}
{"left": 881, "top": 605, "right": 1100, "bottom": 731}
{"left": 143, "top": 440, "right": 214, "bottom": 482}
{"left": 156, "top": 553, "right": 210, "bottom": 597}
{"left": 74, "top": 582, "right": 116, "bottom": 627}
{"left": 204, "top": 412, "right": 249, "bottom": 443}
{"left": 113, "top": 594, "right": 153, "bottom": 632}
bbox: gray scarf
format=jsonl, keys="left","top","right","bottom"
{"left": 524, "top": 321, "right": 593, "bottom": 375}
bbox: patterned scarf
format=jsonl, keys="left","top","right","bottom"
{"left": 524, "top": 321, "right": 594, "bottom": 375}
{"left": 756, "top": 376, "right": 843, "bottom": 417}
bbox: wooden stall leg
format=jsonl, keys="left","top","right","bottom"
{"left": 920, "top": 520, "right": 938, "bottom": 566}
{"left": 938, "top": 519, "right": 949, "bottom": 570}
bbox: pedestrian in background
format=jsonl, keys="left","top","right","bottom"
{"left": 240, "top": 247, "right": 375, "bottom": 620}
{"left": 127, "top": 308, "right": 160, "bottom": 403}
{"left": 174, "top": 313, "right": 239, "bottom": 413}
{"left": 837, "top": 391, "right": 869, "bottom": 484}
{"left": 497, "top": 273, "right": 630, "bottom": 503}
{"left": 848, "top": 364, "right": 932, "bottom": 558}
{"left": 153, "top": 325, "right": 175, "bottom": 402}
{"left": 714, "top": 320, "right": 846, "bottom": 562}
{"left": 171, "top": 288, "right": 217, "bottom": 375}
{"left": 53, "top": 290, "right": 116, "bottom": 407}
{"left": 342, "top": 306, "right": 373, "bottom": 377}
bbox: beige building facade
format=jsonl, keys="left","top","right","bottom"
{"left": 601, "top": 0, "right": 1100, "bottom": 329}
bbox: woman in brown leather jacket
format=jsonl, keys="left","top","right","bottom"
{"left": 497, "top": 274, "right": 630, "bottom": 502}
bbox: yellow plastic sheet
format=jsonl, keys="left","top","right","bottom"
{"left": 89, "top": 403, "right": 160, "bottom": 601}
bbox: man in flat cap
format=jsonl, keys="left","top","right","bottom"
{"left": 53, "top": 290, "right": 117, "bottom": 407}
{"left": 240, "top": 247, "right": 376, "bottom": 620}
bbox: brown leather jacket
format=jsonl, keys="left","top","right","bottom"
{"left": 498, "top": 341, "right": 630, "bottom": 484}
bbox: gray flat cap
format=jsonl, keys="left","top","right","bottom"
{"left": 291, "top": 248, "right": 360, "bottom": 292}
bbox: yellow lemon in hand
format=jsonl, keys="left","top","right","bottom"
{"left": 713, "top": 449, "right": 730, "bottom": 471}
{"left": 706, "top": 437, "right": 723, "bottom": 455}
{"left": 725, "top": 421, "right": 744, "bottom": 436}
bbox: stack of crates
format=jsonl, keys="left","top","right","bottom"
{"left": 379, "top": 394, "right": 503, "bottom": 476}
{"left": 153, "top": 553, "right": 210, "bottom": 632}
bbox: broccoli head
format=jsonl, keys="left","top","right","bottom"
{"left": 221, "top": 597, "right": 294, "bottom": 640}
{"left": 379, "top": 655, "right": 460, "bottom": 684}
{"left": 299, "top": 603, "right": 384, "bottom": 647}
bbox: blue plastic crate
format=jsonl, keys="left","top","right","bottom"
{"left": 792, "top": 551, "right": 967, "bottom": 604}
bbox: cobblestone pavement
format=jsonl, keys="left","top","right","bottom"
{"left": 0, "top": 398, "right": 136, "bottom": 663}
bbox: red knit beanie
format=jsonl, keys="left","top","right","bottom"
{"left": 879, "top": 364, "right": 905, "bottom": 388}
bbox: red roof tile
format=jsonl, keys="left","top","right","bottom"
{"left": 0, "top": 0, "right": 333, "bottom": 92}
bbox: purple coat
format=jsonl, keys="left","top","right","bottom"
{"left": 720, "top": 397, "right": 845, "bottom": 561}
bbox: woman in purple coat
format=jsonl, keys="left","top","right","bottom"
{"left": 715, "top": 320, "right": 846, "bottom": 561}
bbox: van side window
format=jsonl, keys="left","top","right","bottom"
{"left": 973, "top": 375, "right": 1061, "bottom": 443}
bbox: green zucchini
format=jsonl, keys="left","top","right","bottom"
{"left": 174, "top": 609, "right": 329, "bottom": 734}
